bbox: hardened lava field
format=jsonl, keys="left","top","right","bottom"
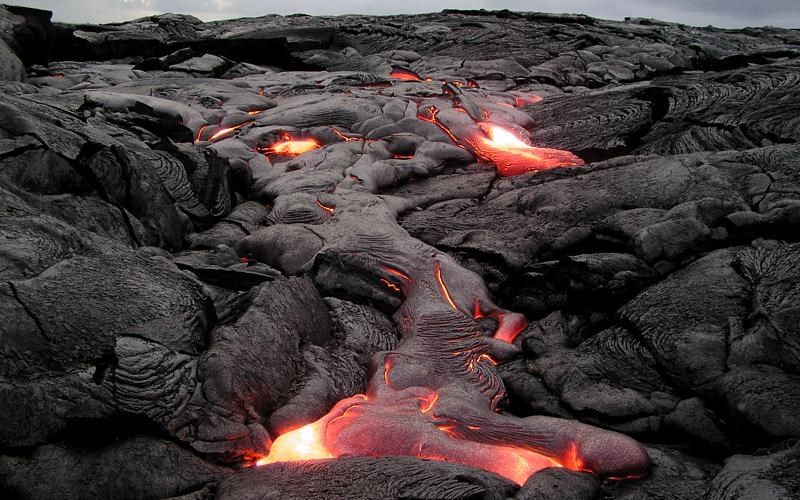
{"left": 1, "top": 5, "right": 800, "bottom": 500}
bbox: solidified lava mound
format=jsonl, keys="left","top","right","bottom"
{"left": 1, "top": 4, "right": 800, "bottom": 499}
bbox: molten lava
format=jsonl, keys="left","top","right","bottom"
{"left": 261, "top": 134, "right": 321, "bottom": 156}
{"left": 470, "top": 124, "right": 584, "bottom": 176}
{"left": 389, "top": 67, "right": 423, "bottom": 82}
{"left": 435, "top": 261, "right": 459, "bottom": 311}
{"left": 251, "top": 172, "right": 650, "bottom": 486}
{"left": 513, "top": 94, "right": 543, "bottom": 107}
{"left": 208, "top": 123, "right": 249, "bottom": 142}
{"left": 380, "top": 278, "right": 401, "bottom": 293}
{"left": 256, "top": 421, "right": 332, "bottom": 465}
{"left": 316, "top": 200, "right": 335, "bottom": 215}
{"left": 417, "top": 105, "right": 584, "bottom": 176}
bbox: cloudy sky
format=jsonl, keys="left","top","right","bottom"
{"left": 8, "top": 0, "right": 800, "bottom": 28}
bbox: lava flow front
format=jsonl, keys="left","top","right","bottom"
{"left": 236, "top": 80, "right": 647, "bottom": 487}
{"left": 417, "top": 103, "right": 584, "bottom": 176}
{"left": 247, "top": 190, "right": 651, "bottom": 486}
{"left": 471, "top": 123, "right": 584, "bottom": 176}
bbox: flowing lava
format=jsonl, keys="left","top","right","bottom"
{"left": 244, "top": 88, "right": 648, "bottom": 487}
{"left": 257, "top": 421, "right": 333, "bottom": 465}
{"left": 389, "top": 66, "right": 423, "bottom": 82}
{"left": 416, "top": 104, "right": 584, "bottom": 176}
{"left": 260, "top": 134, "right": 321, "bottom": 156}
{"left": 471, "top": 123, "right": 584, "bottom": 176}
{"left": 250, "top": 225, "right": 651, "bottom": 485}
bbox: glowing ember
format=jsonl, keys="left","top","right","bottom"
{"left": 261, "top": 135, "right": 321, "bottom": 156}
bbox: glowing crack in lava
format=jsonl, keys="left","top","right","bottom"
{"left": 260, "top": 134, "right": 321, "bottom": 156}
{"left": 243, "top": 190, "right": 651, "bottom": 486}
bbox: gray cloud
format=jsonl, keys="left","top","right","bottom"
{"left": 7, "top": 0, "right": 799, "bottom": 28}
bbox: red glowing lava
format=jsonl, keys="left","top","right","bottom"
{"left": 380, "top": 278, "right": 401, "bottom": 292}
{"left": 256, "top": 421, "right": 332, "bottom": 466}
{"left": 381, "top": 266, "right": 411, "bottom": 283}
{"left": 561, "top": 442, "right": 590, "bottom": 473}
{"left": 513, "top": 94, "right": 543, "bottom": 107}
{"left": 417, "top": 106, "right": 461, "bottom": 145}
{"left": 261, "top": 134, "right": 322, "bottom": 156}
{"left": 389, "top": 67, "right": 423, "bottom": 81}
{"left": 417, "top": 106, "right": 583, "bottom": 176}
{"left": 493, "top": 312, "right": 528, "bottom": 343}
{"left": 316, "top": 199, "right": 335, "bottom": 215}
{"left": 435, "top": 261, "right": 459, "bottom": 311}
{"left": 208, "top": 123, "right": 249, "bottom": 142}
{"left": 471, "top": 124, "right": 584, "bottom": 176}
{"left": 195, "top": 125, "right": 208, "bottom": 143}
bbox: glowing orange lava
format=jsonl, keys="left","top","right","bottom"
{"left": 435, "top": 262, "right": 459, "bottom": 311}
{"left": 316, "top": 199, "right": 335, "bottom": 215}
{"left": 417, "top": 106, "right": 461, "bottom": 145}
{"left": 195, "top": 125, "right": 208, "bottom": 143}
{"left": 329, "top": 127, "right": 376, "bottom": 143}
{"left": 418, "top": 391, "right": 439, "bottom": 413}
{"left": 208, "top": 123, "right": 249, "bottom": 142}
{"left": 261, "top": 135, "right": 322, "bottom": 156}
{"left": 493, "top": 313, "right": 528, "bottom": 343}
{"left": 561, "top": 442, "right": 590, "bottom": 473}
{"left": 389, "top": 67, "right": 423, "bottom": 81}
{"left": 471, "top": 124, "right": 584, "bottom": 176}
{"left": 256, "top": 421, "right": 332, "bottom": 466}
{"left": 380, "top": 278, "right": 401, "bottom": 292}
{"left": 513, "top": 94, "right": 543, "bottom": 107}
{"left": 417, "top": 106, "right": 583, "bottom": 176}
{"left": 381, "top": 265, "right": 410, "bottom": 282}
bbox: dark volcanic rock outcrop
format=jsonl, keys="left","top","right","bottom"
{"left": 1, "top": 4, "right": 799, "bottom": 499}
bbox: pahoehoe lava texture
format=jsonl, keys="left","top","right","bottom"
{"left": 1, "top": 4, "right": 799, "bottom": 499}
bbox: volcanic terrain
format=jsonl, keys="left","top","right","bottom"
{"left": 1, "top": 5, "right": 800, "bottom": 499}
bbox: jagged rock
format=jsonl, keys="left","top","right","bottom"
{"left": 707, "top": 443, "right": 800, "bottom": 500}
{"left": 218, "top": 456, "right": 518, "bottom": 500}
{"left": 0, "top": 39, "right": 24, "bottom": 81}
{"left": 603, "top": 446, "right": 720, "bottom": 499}
{"left": 0, "top": 436, "right": 230, "bottom": 500}
{"left": 516, "top": 467, "right": 599, "bottom": 500}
